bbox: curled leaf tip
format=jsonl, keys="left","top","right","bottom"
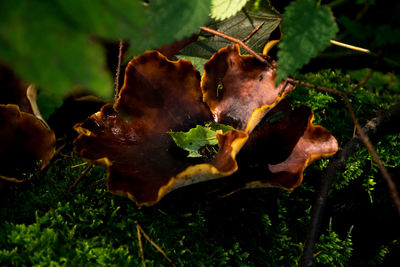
{"left": 201, "top": 44, "right": 295, "bottom": 133}
{"left": 214, "top": 100, "right": 338, "bottom": 195}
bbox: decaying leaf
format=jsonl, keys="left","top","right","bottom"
{"left": 201, "top": 44, "right": 295, "bottom": 132}
{"left": 74, "top": 51, "right": 248, "bottom": 206}
{"left": 74, "top": 45, "right": 337, "bottom": 206}
{"left": 0, "top": 64, "right": 32, "bottom": 114}
{"left": 0, "top": 104, "right": 56, "bottom": 181}
{"left": 210, "top": 100, "right": 338, "bottom": 196}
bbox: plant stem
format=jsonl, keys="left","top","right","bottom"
{"left": 330, "top": 40, "right": 370, "bottom": 54}
{"left": 114, "top": 40, "right": 124, "bottom": 101}
{"left": 69, "top": 163, "right": 93, "bottom": 193}
{"left": 135, "top": 221, "right": 176, "bottom": 267}
{"left": 286, "top": 77, "right": 344, "bottom": 96}
{"left": 242, "top": 22, "right": 265, "bottom": 42}
{"left": 344, "top": 96, "right": 400, "bottom": 214}
{"left": 300, "top": 103, "right": 400, "bottom": 267}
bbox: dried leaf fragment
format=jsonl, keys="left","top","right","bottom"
{"left": 0, "top": 104, "right": 56, "bottom": 181}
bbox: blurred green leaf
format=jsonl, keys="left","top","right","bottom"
{"left": 210, "top": 0, "right": 248, "bottom": 21}
{"left": 276, "top": 0, "right": 338, "bottom": 83}
{"left": 134, "top": 0, "right": 211, "bottom": 55}
{"left": 348, "top": 68, "right": 400, "bottom": 92}
{"left": 0, "top": 0, "right": 211, "bottom": 118}
{"left": 0, "top": 1, "right": 114, "bottom": 118}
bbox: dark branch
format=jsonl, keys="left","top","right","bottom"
{"left": 300, "top": 103, "right": 400, "bottom": 267}
{"left": 286, "top": 77, "right": 344, "bottom": 96}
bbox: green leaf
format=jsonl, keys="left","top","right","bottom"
{"left": 180, "top": 4, "right": 281, "bottom": 60}
{"left": 210, "top": 0, "right": 248, "bottom": 21}
{"left": 132, "top": 0, "right": 211, "bottom": 55}
{"left": 0, "top": 0, "right": 211, "bottom": 118}
{"left": 0, "top": 1, "right": 115, "bottom": 118}
{"left": 169, "top": 123, "right": 233, "bottom": 157}
{"left": 276, "top": 0, "right": 338, "bottom": 83}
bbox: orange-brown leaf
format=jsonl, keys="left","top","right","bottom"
{"left": 210, "top": 100, "right": 338, "bottom": 196}
{"left": 201, "top": 44, "right": 295, "bottom": 133}
{"left": 74, "top": 51, "right": 248, "bottom": 206}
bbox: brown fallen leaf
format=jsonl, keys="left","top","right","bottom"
{"left": 74, "top": 51, "right": 248, "bottom": 206}
{"left": 209, "top": 100, "right": 338, "bottom": 196}
{"left": 74, "top": 46, "right": 337, "bottom": 206}
{"left": 0, "top": 104, "right": 56, "bottom": 181}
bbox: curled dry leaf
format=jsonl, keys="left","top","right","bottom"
{"left": 211, "top": 100, "right": 338, "bottom": 196}
{"left": 201, "top": 44, "right": 295, "bottom": 133}
{"left": 74, "top": 45, "right": 337, "bottom": 206}
{"left": 74, "top": 51, "right": 248, "bottom": 206}
{"left": 0, "top": 104, "right": 56, "bottom": 181}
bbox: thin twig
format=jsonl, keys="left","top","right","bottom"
{"left": 242, "top": 22, "right": 265, "bottom": 42}
{"left": 114, "top": 40, "right": 124, "bottom": 101}
{"left": 69, "top": 163, "right": 93, "bottom": 193}
{"left": 71, "top": 162, "right": 88, "bottom": 168}
{"left": 346, "top": 67, "right": 374, "bottom": 94}
{"left": 137, "top": 223, "right": 146, "bottom": 267}
{"left": 200, "top": 26, "right": 273, "bottom": 68}
{"left": 0, "top": 175, "right": 32, "bottom": 183}
{"left": 344, "top": 96, "right": 400, "bottom": 214}
{"left": 330, "top": 40, "right": 370, "bottom": 54}
{"left": 300, "top": 103, "right": 400, "bottom": 267}
{"left": 286, "top": 77, "right": 345, "bottom": 96}
{"left": 135, "top": 222, "right": 176, "bottom": 267}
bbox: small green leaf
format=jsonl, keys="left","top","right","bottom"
{"left": 169, "top": 123, "right": 233, "bottom": 157}
{"left": 210, "top": 0, "right": 248, "bottom": 21}
{"left": 276, "top": 0, "right": 338, "bottom": 83}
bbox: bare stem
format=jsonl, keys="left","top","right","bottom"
{"left": 301, "top": 103, "right": 400, "bottom": 267}
{"left": 114, "top": 40, "right": 124, "bottom": 101}
{"left": 136, "top": 223, "right": 146, "bottom": 267}
{"left": 242, "top": 22, "right": 265, "bottom": 42}
{"left": 0, "top": 175, "right": 32, "bottom": 183}
{"left": 135, "top": 222, "right": 176, "bottom": 267}
{"left": 286, "top": 77, "right": 345, "bottom": 96}
{"left": 330, "top": 40, "right": 370, "bottom": 54}
{"left": 69, "top": 163, "right": 93, "bottom": 193}
{"left": 344, "top": 96, "right": 400, "bottom": 214}
{"left": 346, "top": 68, "right": 374, "bottom": 94}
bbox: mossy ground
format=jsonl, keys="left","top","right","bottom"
{"left": 1, "top": 70, "right": 399, "bottom": 266}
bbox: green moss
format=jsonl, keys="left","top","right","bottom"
{"left": 1, "top": 69, "right": 399, "bottom": 266}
